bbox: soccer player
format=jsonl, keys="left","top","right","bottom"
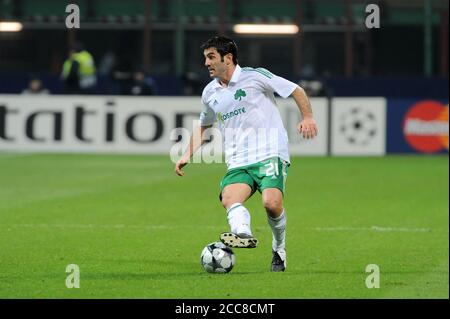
{"left": 175, "top": 36, "right": 317, "bottom": 272}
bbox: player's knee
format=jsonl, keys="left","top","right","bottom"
{"left": 263, "top": 199, "right": 283, "bottom": 217}
{"left": 221, "top": 199, "right": 228, "bottom": 209}
{"left": 221, "top": 195, "right": 234, "bottom": 210}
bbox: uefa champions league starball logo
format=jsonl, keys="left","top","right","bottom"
{"left": 339, "top": 108, "right": 378, "bottom": 146}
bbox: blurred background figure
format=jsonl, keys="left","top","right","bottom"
{"left": 98, "top": 51, "right": 117, "bottom": 78}
{"left": 298, "top": 79, "right": 330, "bottom": 97}
{"left": 182, "top": 72, "right": 202, "bottom": 96}
{"left": 61, "top": 42, "right": 97, "bottom": 94}
{"left": 21, "top": 77, "right": 49, "bottom": 95}
{"left": 127, "top": 70, "right": 157, "bottom": 96}
{"left": 0, "top": 0, "right": 447, "bottom": 98}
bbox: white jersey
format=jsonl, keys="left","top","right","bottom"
{"left": 200, "top": 65, "right": 298, "bottom": 170}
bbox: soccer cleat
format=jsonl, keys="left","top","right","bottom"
{"left": 271, "top": 249, "right": 286, "bottom": 272}
{"left": 219, "top": 232, "right": 258, "bottom": 248}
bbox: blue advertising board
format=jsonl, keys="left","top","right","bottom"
{"left": 387, "top": 99, "right": 448, "bottom": 154}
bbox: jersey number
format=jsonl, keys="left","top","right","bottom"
{"left": 264, "top": 162, "right": 279, "bottom": 176}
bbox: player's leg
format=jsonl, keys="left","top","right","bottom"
{"left": 262, "top": 188, "right": 286, "bottom": 271}
{"left": 256, "top": 158, "right": 289, "bottom": 272}
{"left": 221, "top": 183, "right": 252, "bottom": 210}
{"left": 220, "top": 182, "right": 258, "bottom": 248}
{"left": 221, "top": 183, "right": 252, "bottom": 235}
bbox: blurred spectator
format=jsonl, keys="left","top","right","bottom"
{"left": 182, "top": 72, "right": 202, "bottom": 95}
{"left": 98, "top": 51, "right": 117, "bottom": 77}
{"left": 61, "top": 42, "right": 97, "bottom": 94}
{"left": 127, "top": 70, "right": 157, "bottom": 96}
{"left": 97, "top": 51, "right": 119, "bottom": 94}
{"left": 21, "top": 77, "right": 49, "bottom": 95}
{"left": 301, "top": 63, "right": 316, "bottom": 78}
{"left": 299, "top": 79, "right": 331, "bottom": 97}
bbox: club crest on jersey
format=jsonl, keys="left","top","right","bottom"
{"left": 234, "top": 89, "right": 246, "bottom": 101}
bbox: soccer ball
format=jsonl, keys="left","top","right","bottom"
{"left": 200, "top": 242, "right": 235, "bottom": 273}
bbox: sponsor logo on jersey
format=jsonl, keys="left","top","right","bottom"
{"left": 217, "top": 107, "right": 246, "bottom": 123}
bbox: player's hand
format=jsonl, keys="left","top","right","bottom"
{"left": 175, "top": 158, "right": 188, "bottom": 176}
{"left": 298, "top": 116, "right": 318, "bottom": 139}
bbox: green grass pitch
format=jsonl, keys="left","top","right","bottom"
{"left": 0, "top": 153, "right": 448, "bottom": 298}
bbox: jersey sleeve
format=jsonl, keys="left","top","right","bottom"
{"left": 199, "top": 94, "right": 216, "bottom": 126}
{"left": 254, "top": 68, "right": 298, "bottom": 98}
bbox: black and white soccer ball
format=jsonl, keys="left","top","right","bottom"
{"left": 339, "top": 108, "right": 377, "bottom": 146}
{"left": 200, "top": 242, "right": 235, "bottom": 273}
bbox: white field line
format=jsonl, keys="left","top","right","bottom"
{"left": 313, "top": 226, "right": 432, "bottom": 233}
{"left": 0, "top": 224, "right": 434, "bottom": 233}
{"left": 0, "top": 154, "right": 33, "bottom": 159}
{"left": 4, "top": 223, "right": 222, "bottom": 230}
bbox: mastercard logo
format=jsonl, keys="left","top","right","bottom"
{"left": 403, "top": 100, "right": 449, "bottom": 153}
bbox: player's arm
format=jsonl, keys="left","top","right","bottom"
{"left": 253, "top": 69, "right": 317, "bottom": 139}
{"left": 290, "top": 86, "right": 318, "bottom": 139}
{"left": 175, "top": 124, "right": 212, "bottom": 176}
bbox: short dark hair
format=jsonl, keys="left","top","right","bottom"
{"left": 201, "top": 35, "right": 238, "bottom": 65}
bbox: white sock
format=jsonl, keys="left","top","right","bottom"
{"left": 227, "top": 203, "right": 252, "bottom": 236}
{"left": 267, "top": 209, "right": 286, "bottom": 252}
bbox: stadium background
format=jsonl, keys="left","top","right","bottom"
{"left": 0, "top": 0, "right": 448, "bottom": 155}
{"left": 0, "top": 0, "right": 448, "bottom": 299}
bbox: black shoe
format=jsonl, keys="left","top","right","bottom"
{"left": 220, "top": 232, "right": 258, "bottom": 248}
{"left": 271, "top": 250, "right": 286, "bottom": 272}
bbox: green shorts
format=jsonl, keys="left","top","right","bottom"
{"left": 219, "top": 157, "right": 290, "bottom": 200}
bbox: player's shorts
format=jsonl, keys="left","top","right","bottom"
{"left": 219, "top": 157, "right": 289, "bottom": 201}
